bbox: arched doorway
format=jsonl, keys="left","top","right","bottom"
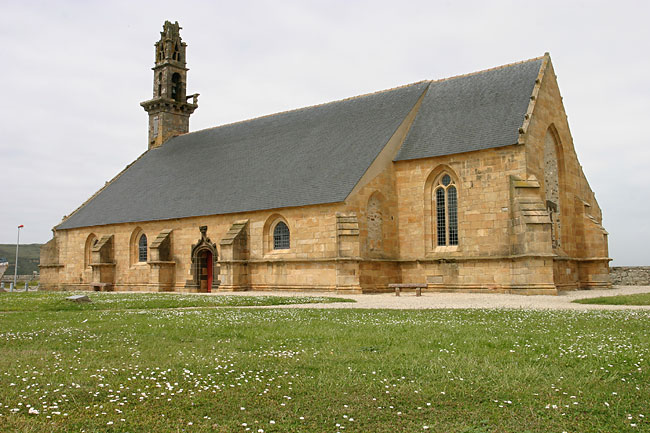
{"left": 185, "top": 226, "right": 219, "bottom": 292}
{"left": 198, "top": 249, "right": 213, "bottom": 292}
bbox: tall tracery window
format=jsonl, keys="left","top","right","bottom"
{"left": 273, "top": 222, "right": 290, "bottom": 250}
{"left": 138, "top": 234, "right": 148, "bottom": 262}
{"left": 434, "top": 173, "right": 458, "bottom": 246}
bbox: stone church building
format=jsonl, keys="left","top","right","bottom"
{"left": 40, "top": 21, "right": 610, "bottom": 294}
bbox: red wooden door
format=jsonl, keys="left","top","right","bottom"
{"left": 206, "top": 250, "right": 213, "bottom": 292}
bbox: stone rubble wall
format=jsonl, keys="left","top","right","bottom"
{"left": 1, "top": 274, "right": 38, "bottom": 283}
{"left": 609, "top": 267, "right": 650, "bottom": 286}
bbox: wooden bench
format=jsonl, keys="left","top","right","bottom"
{"left": 389, "top": 283, "right": 426, "bottom": 297}
{"left": 90, "top": 282, "right": 112, "bottom": 292}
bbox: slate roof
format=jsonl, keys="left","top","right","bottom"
{"left": 57, "top": 82, "right": 429, "bottom": 230}
{"left": 395, "top": 57, "right": 543, "bottom": 161}
{"left": 57, "top": 57, "right": 544, "bottom": 230}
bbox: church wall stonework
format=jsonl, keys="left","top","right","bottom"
{"left": 390, "top": 146, "right": 556, "bottom": 294}
{"left": 39, "top": 237, "right": 63, "bottom": 290}
{"left": 522, "top": 58, "right": 610, "bottom": 290}
{"left": 346, "top": 160, "right": 401, "bottom": 292}
{"left": 42, "top": 201, "right": 351, "bottom": 292}
{"left": 395, "top": 146, "right": 527, "bottom": 259}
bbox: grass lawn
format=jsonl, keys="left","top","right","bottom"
{"left": 573, "top": 292, "right": 650, "bottom": 306}
{"left": 0, "top": 291, "right": 353, "bottom": 312}
{"left": 0, "top": 295, "right": 648, "bottom": 432}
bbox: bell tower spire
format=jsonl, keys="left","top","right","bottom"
{"left": 141, "top": 21, "right": 199, "bottom": 149}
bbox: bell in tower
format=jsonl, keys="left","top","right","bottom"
{"left": 141, "top": 21, "right": 199, "bottom": 149}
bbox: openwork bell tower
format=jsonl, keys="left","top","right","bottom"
{"left": 141, "top": 21, "right": 199, "bottom": 149}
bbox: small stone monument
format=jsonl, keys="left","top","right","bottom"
{"left": 66, "top": 295, "right": 92, "bottom": 303}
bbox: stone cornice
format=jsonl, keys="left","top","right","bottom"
{"left": 140, "top": 97, "right": 197, "bottom": 115}
{"left": 218, "top": 254, "right": 611, "bottom": 265}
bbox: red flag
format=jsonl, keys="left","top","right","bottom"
{"left": 18, "top": 225, "right": 23, "bottom": 228}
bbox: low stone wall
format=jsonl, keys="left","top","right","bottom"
{"left": 1, "top": 274, "right": 37, "bottom": 283}
{"left": 610, "top": 267, "right": 650, "bottom": 286}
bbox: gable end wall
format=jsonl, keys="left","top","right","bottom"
{"left": 523, "top": 58, "right": 610, "bottom": 289}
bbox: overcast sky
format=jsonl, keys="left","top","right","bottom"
{"left": 0, "top": 0, "right": 648, "bottom": 265}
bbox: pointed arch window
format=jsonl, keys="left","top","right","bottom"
{"left": 273, "top": 222, "right": 290, "bottom": 250}
{"left": 434, "top": 174, "right": 458, "bottom": 246}
{"left": 172, "top": 43, "right": 180, "bottom": 61}
{"left": 157, "top": 44, "right": 165, "bottom": 62}
{"left": 171, "top": 73, "right": 181, "bottom": 101}
{"left": 138, "top": 234, "right": 148, "bottom": 262}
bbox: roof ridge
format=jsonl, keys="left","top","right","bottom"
{"left": 179, "top": 55, "right": 546, "bottom": 142}
{"left": 178, "top": 80, "right": 431, "bottom": 138}
{"left": 427, "top": 54, "right": 546, "bottom": 85}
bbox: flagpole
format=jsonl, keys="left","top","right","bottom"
{"left": 13, "top": 225, "right": 23, "bottom": 292}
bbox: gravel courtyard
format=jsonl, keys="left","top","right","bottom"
{"left": 205, "top": 285, "right": 650, "bottom": 310}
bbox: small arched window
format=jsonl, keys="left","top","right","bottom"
{"left": 171, "top": 73, "right": 181, "bottom": 101}
{"left": 138, "top": 234, "right": 148, "bottom": 262}
{"left": 273, "top": 222, "right": 290, "bottom": 250}
{"left": 434, "top": 174, "right": 458, "bottom": 246}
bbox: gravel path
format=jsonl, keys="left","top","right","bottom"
{"left": 208, "top": 286, "right": 650, "bottom": 310}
